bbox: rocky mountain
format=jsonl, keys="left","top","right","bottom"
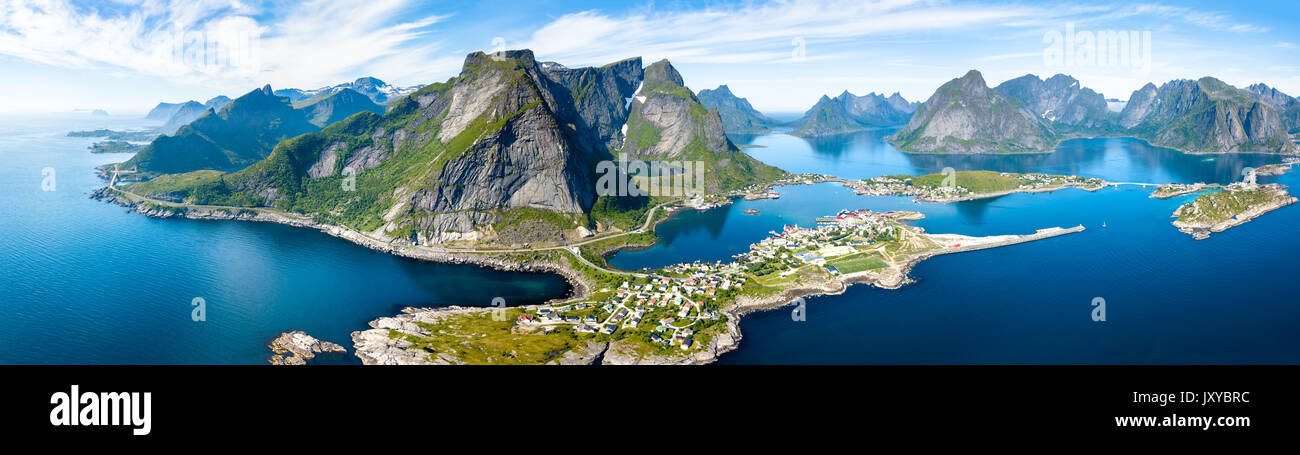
{"left": 122, "top": 85, "right": 318, "bottom": 176}
{"left": 621, "top": 60, "right": 785, "bottom": 192}
{"left": 144, "top": 102, "right": 188, "bottom": 121}
{"left": 1120, "top": 77, "right": 1294, "bottom": 153}
{"left": 204, "top": 95, "right": 233, "bottom": 112}
{"left": 275, "top": 77, "right": 424, "bottom": 105}
{"left": 120, "top": 51, "right": 782, "bottom": 244}
{"left": 1245, "top": 83, "right": 1299, "bottom": 133}
{"left": 158, "top": 101, "right": 208, "bottom": 135}
{"left": 790, "top": 91, "right": 917, "bottom": 137}
{"left": 697, "top": 85, "right": 781, "bottom": 134}
{"left": 1245, "top": 83, "right": 1295, "bottom": 109}
{"left": 887, "top": 70, "right": 1058, "bottom": 154}
{"left": 993, "top": 74, "right": 1112, "bottom": 132}
{"left": 294, "top": 88, "right": 386, "bottom": 127}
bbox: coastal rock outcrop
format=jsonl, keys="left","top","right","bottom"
{"left": 268, "top": 330, "right": 347, "bottom": 365}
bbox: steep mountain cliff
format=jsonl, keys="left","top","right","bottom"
{"left": 887, "top": 70, "right": 1058, "bottom": 154}
{"left": 295, "top": 88, "right": 386, "bottom": 127}
{"left": 1245, "top": 83, "right": 1295, "bottom": 109}
{"left": 697, "top": 85, "right": 781, "bottom": 134}
{"left": 1245, "top": 83, "right": 1299, "bottom": 133}
{"left": 1120, "top": 77, "right": 1294, "bottom": 153}
{"left": 993, "top": 74, "right": 1112, "bottom": 133}
{"left": 790, "top": 91, "right": 917, "bottom": 137}
{"left": 621, "top": 60, "right": 785, "bottom": 192}
{"left": 121, "top": 51, "right": 783, "bottom": 244}
{"left": 122, "top": 85, "right": 318, "bottom": 176}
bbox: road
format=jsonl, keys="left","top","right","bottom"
{"left": 106, "top": 184, "right": 673, "bottom": 276}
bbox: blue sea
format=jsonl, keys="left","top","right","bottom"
{"left": 3, "top": 115, "right": 1298, "bottom": 364}
{"left": 0, "top": 114, "right": 570, "bottom": 364}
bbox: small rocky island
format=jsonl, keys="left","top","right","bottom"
{"left": 268, "top": 330, "right": 347, "bottom": 365}
{"left": 1172, "top": 183, "right": 1297, "bottom": 239}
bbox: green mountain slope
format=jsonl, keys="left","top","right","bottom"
{"left": 294, "top": 88, "right": 387, "bottom": 127}
{"left": 1120, "top": 77, "right": 1294, "bottom": 153}
{"left": 621, "top": 60, "right": 786, "bottom": 192}
{"left": 121, "top": 51, "right": 785, "bottom": 245}
{"left": 121, "top": 85, "right": 318, "bottom": 176}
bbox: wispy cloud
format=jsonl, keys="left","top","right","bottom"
{"left": 0, "top": 0, "right": 452, "bottom": 92}
{"left": 514, "top": 0, "right": 1046, "bottom": 66}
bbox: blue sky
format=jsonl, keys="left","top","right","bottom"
{"left": 1, "top": 0, "right": 1297, "bottom": 114}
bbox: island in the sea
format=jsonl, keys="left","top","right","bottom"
{"left": 843, "top": 170, "right": 1108, "bottom": 202}
{"left": 1171, "top": 182, "right": 1297, "bottom": 239}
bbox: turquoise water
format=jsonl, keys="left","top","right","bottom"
{"left": 615, "top": 130, "right": 1300, "bottom": 364}
{"left": 0, "top": 114, "right": 570, "bottom": 364}
{"left": 3, "top": 115, "right": 1297, "bottom": 364}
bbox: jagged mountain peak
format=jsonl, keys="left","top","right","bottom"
{"left": 644, "top": 59, "right": 685, "bottom": 88}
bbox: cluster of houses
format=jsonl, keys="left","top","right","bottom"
{"left": 741, "top": 210, "right": 895, "bottom": 266}
{"left": 515, "top": 267, "right": 744, "bottom": 352}
{"left": 847, "top": 172, "right": 1104, "bottom": 199}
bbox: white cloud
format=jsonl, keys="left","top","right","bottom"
{"left": 0, "top": 0, "right": 452, "bottom": 94}
{"left": 515, "top": 0, "right": 1047, "bottom": 67}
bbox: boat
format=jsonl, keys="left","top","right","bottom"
{"left": 743, "top": 209, "right": 759, "bottom": 215}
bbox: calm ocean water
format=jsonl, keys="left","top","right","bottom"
{"left": 3, "top": 115, "right": 1297, "bottom": 364}
{"left": 0, "top": 114, "right": 570, "bottom": 364}
{"left": 614, "top": 129, "right": 1300, "bottom": 364}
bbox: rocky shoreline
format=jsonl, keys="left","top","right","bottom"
{"left": 918, "top": 181, "right": 1108, "bottom": 203}
{"left": 95, "top": 185, "right": 1086, "bottom": 366}
{"left": 268, "top": 330, "right": 347, "bottom": 365}
{"left": 1172, "top": 187, "right": 1297, "bottom": 240}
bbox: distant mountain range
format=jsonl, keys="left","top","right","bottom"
{"left": 124, "top": 85, "right": 318, "bottom": 176}
{"left": 889, "top": 70, "right": 1059, "bottom": 154}
{"left": 293, "top": 88, "right": 386, "bottom": 127}
{"left": 788, "top": 91, "right": 918, "bottom": 137}
{"left": 118, "top": 50, "right": 783, "bottom": 244}
{"left": 696, "top": 85, "right": 782, "bottom": 134}
{"left": 274, "top": 77, "right": 423, "bottom": 105}
{"left": 1121, "top": 77, "right": 1294, "bottom": 154}
{"left": 887, "top": 70, "right": 1296, "bottom": 154}
{"left": 697, "top": 86, "right": 918, "bottom": 137}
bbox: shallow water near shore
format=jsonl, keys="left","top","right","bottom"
{"left": 3, "top": 115, "right": 1298, "bottom": 364}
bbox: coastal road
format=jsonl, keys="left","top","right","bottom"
{"left": 107, "top": 184, "right": 672, "bottom": 276}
